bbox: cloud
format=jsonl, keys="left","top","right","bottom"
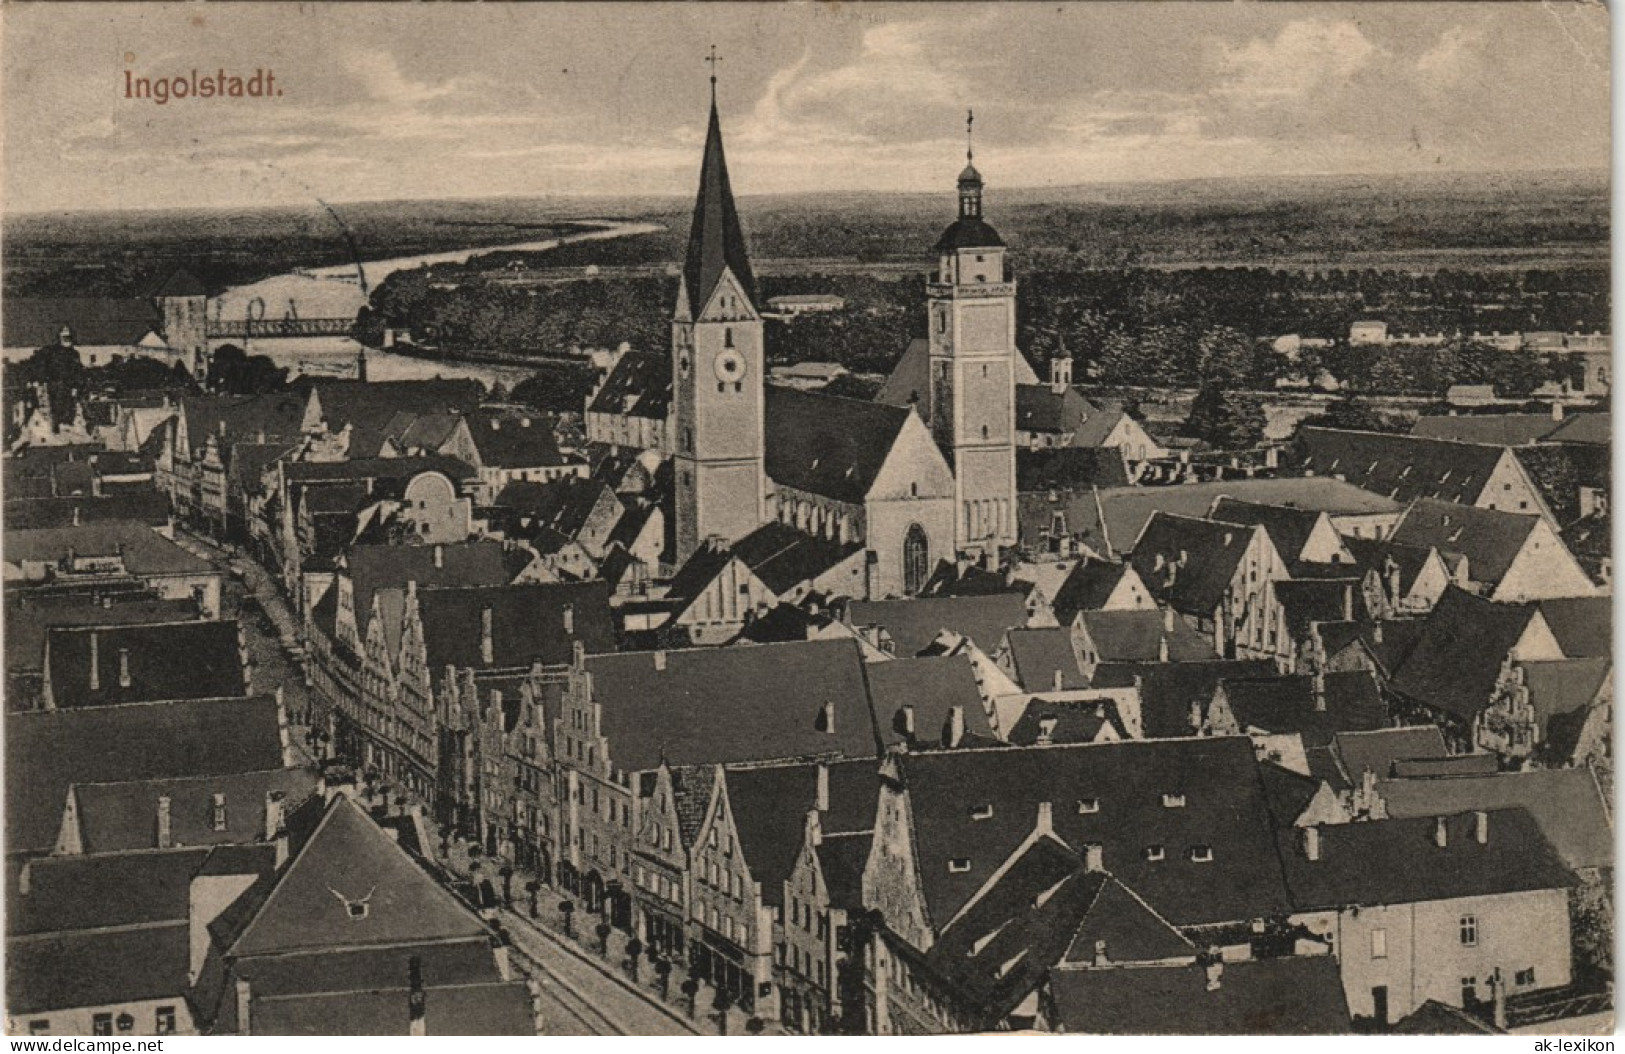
{"left": 1215, "top": 20, "right": 1378, "bottom": 102}
{"left": 1415, "top": 25, "right": 1487, "bottom": 92}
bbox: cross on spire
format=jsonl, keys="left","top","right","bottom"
{"left": 706, "top": 44, "right": 722, "bottom": 101}
{"left": 966, "top": 108, "right": 975, "bottom": 163}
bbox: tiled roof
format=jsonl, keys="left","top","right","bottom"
{"left": 895, "top": 737, "right": 1293, "bottom": 930}
{"left": 6, "top": 695, "right": 287, "bottom": 855}
{"left": 1210, "top": 498, "right": 1334, "bottom": 563}
{"left": 1022, "top": 478, "right": 1401, "bottom": 559}
{"left": 583, "top": 639, "right": 881, "bottom": 772}
{"left": 11, "top": 846, "right": 210, "bottom": 935}
{"left": 282, "top": 455, "right": 476, "bottom": 486}
{"left": 1049, "top": 557, "right": 1135, "bottom": 624}
{"left": 1016, "top": 447, "right": 1130, "bottom": 491}
{"left": 1220, "top": 671, "right": 1385, "bottom": 749}
{"left": 1001, "top": 627, "right": 1087, "bottom": 691}
{"left": 307, "top": 379, "right": 484, "bottom": 439}
{"left": 766, "top": 386, "right": 912, "bottom": 505}
{"left": 2, "top": 297, "right": 161, "bottom": 349}
{"left": 1015, "top": 384, "right": 1094, "bottom": 435}
{"left": 723, "top": 759, "right": 878, "bottom": 906}
{"left": 874, "top": 338, "right": 930, "bottom": 410}
{"left": 1092, "top": 660, "right": 1277, "bottom": 740}
{"left": 729, "top": 521, "right": 862, "bottom": 596}
{"left": 1542, "top": 413, "right": 1610, "bottom": 445}
{"left": 68, "top": 767, "right": 319, "bottom": 854}
{"left": 1129, "top": 513, "right": 1260, "bottom": 616}
{"left": 8, "top": 923, "right": 192, "bottom": 1015}
{"left": 1388, "top": 587, "right": 1543, "bottom": 721}
{"left": 1276, "top": 808, "right": 1576, "bottom": 911}
{"left": 1274, "top": 579, "right": 1366, "bottom": 640}
{"left": 1006, "top": 693, "right": 1133, "bottom": 747}
{"left": 5, "top": 491, "right": 173, "bottom": 531}
{"left": 414, "top": 581, "right": 615, "bottom": 672}
{"left": 866, "top": 654, "right": 990, "bottom": 748}
{"left": 1411, "top": 414, "right": 1569, "bottom": 446}
{"left": 1326, "top": 726, "right": 1449, "bottom": 787}
{"left": 1048, "top": 955, "right": 1351, "bottom": 1035}
{"left": 815, "top": 832, "right": 872, "bottom": 911}
{"left": 231, "top": 795, "right": 493, "bottom": 959}
{"left": 4, "top": 593, "right": 198, "bottom": 676}
{"left": 492, "top": 475, "right": 617, "bottom": 542}
{"left": 1391, "top": 498, "right": 1541, "bottom": 586}
{"left": 847, "top": 593, "right": 1032, "bottom": 656}
{"left": 7, "top": 522, "right": 215, "bottom": 577}
{"left": 1377, "top": 767, "right": 1611, "bottom": 872}
{"left": 586, "top": 352, "right": 672, "bottom": 420}
{"left": 344, "top": 540, "right": 518, "bottom": 636}
{"left": 1535, "top": 596, "right": 1612, "bottom": 658}
{"left": 45, "top": 620, "right": 247, "bottom": 707}
{"left": 464, "top": 409, "right": 568, "bottom": 468}
{"left": 1076, "top": 609, "right": 1214, "bottom": 666}
{"left": 1293, "top": 427, "right": 1509, "bottom": 506}
{"left": 179, "top": 392, "right": 307, "bottom": 459}
{"left": 247, "top": 981, "right": 535, "bottom": 1036}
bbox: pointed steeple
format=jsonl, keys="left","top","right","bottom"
{"left": 683, "top": 97, "right": 756, "bottom": 313}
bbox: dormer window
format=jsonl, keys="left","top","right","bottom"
{"left": 948, "top": 858, "right": 972, "bottom": 873}
{"left": 1144, "top": 845, "right": 1166, "bottom": 862}
{"left": 1077, "top": 798, "right": 1100, "bottom": 814}
{"left": 1161, "top": 793, "right": 1186, "bottom": 809}
{"left": 1189, "top": 845, "right": 1214, "bottom": 863}
{"left": 970, "top": 804, "right": 994, "bottom": 821}
{"left": 212, "top": 793, "right": 227, "bottom": 832}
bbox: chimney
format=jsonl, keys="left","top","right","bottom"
{"left": 1035, "top": 801, "right": 1054, "bottom": 836}
{"left": 820, "top": 700, "right": 836, "bottom": 734}
{"left": 1163, "top": 606, "right": 1175, "bottom": 633}
{"left": 480, "top": 607, "right": 494, "bottom": 665}
{"left": 1083, "top": 842, "right": 1104, "bottom": 873}
{"left": 1158, "top": 634, "right": 1170, "bottom": 663}
{"left": 1188, "top": 699, "right": 1203, "bottom": 735}
{"left": 1093, "top": 939, "right": 1109, "bottom": 967}
{"left": 900, "top": 704, "right": 916, "bottom": 736}
{"left": 433, "top": 544, "right": 444, "bottom": 569}
{"left": 652, "top": 650, "right": 667, "bottom": 672}
{"left": 1551, "top": 400, "right": 1565, "bottom": 423}
{"left": 1312, "top": 670, "right": 1327, "bottom": 712}
{"left": 1052, "top": 668, "right": 1065, "bottom": 692}
{"left": 1492, "top": 969, "right": 1509, "bottom": 1031}
{"left": 1205, "top": 960, "right": 1224, "bottom": 992}
{"left": 264, "top": 790, "right": 287, "bottom": 841}
{"left": 1434, "top": 816, "right": 1449, "bottom": 848}
{"left": 157, "top": 795, "right": 173, "bottom": 849}
{"left": 1372, "top": 621, "right": 1384, "bottom": 645}
{"left": 1473, "top": 810, "right": 1488, "bottom": 845}
{"left": 58, "top": 325, "right": 74, "bottom": 348}
{"left": 118, "top": 648, "right": 131, "bottom": 689}
{"left": 235, "top": 978, "right": 253, "bottom": 1035}
{"left": 1342, "top": 583, "right": 1354, "bottom": 622}
{"left": 88, "top": 631, "right": 100, "bottom": 692}
{"left": 562, "top": 604, "right": 575, "bottom": 636}
{"left": 1302, "top": 825, "right": 1321, "bottom": 862}
{"left": 408, "top": 956, "right": 427, "bottom": 1037}
{"left": 945, "top": 706, "right": 966, "bottom": 749}
{"left": 815, "top": 762, "right": 830, "bottom": 813}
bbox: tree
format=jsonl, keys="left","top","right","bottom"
{"left": 1183, "top": 383, "right": 1265, "bottom": 450}
{"left": 1299, "top": 397, "right": 1400, "bottom": 434}
{"left": 207, "top": 344, "right": 287, "bottom": 394}
{"left": 713, "top": 989, "right": 734, "bottom": 1035}
{"left": 746, "top": 1017, "right": 766, "bottom": 1036}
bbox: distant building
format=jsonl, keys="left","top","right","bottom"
{"left": 1348, "top": 321, "right": 1389, "bottom": 346}
{"left": 765, "top": 294, "right": 846, "bottom": 317}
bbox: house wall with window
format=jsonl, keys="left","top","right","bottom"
{"left": 1293, "top": 887, "right": 1571, "bottom": 1022}
{"left": 10, "top": 999, "right": 192, "bottom": 1038}
{"left": 689, "top": 777, "right": 777, "bottom": 1019}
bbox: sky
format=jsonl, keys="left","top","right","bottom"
{"left": 2, "top": 2, "right": 1611, "bottom": 214}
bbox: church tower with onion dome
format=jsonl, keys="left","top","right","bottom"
{"left": 926, "top": 113, "right": 1018, "bottom": 554}
{"left": 670, "top": 67, "right": 766, "bottom": 564}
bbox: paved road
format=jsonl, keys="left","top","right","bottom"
{"left": 499, "top": 909, "right": 698, "bottom": 1037}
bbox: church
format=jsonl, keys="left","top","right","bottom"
{"left": 660, "top": 82, "right": 1029, "bottom": 600}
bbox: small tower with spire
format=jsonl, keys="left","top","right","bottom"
{"left": 670, "top": 50, "right": 766, "bottom": 564}
{"left": 926, "top": 109, "right": 1019, "bottom": 555}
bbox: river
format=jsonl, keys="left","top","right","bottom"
{"left": 212, "top": 219, "right": 665, "bottom": 388}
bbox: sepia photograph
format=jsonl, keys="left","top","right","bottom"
{"left": 0, "top": 0, "right": 1613, "bottom": 1039}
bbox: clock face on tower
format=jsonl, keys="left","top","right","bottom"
{"left": 714, "top": 349, "right": 746, "bottom": 383}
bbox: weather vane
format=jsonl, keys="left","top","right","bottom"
{"left": 706, "top": 44, "right": 722, "bottom": 100}
{"left": 967, "top": 108, "right": 975, "bottom": 163}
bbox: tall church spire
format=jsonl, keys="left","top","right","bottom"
{"left": 682, "top": 69, "right": 756, "bottom": 313}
